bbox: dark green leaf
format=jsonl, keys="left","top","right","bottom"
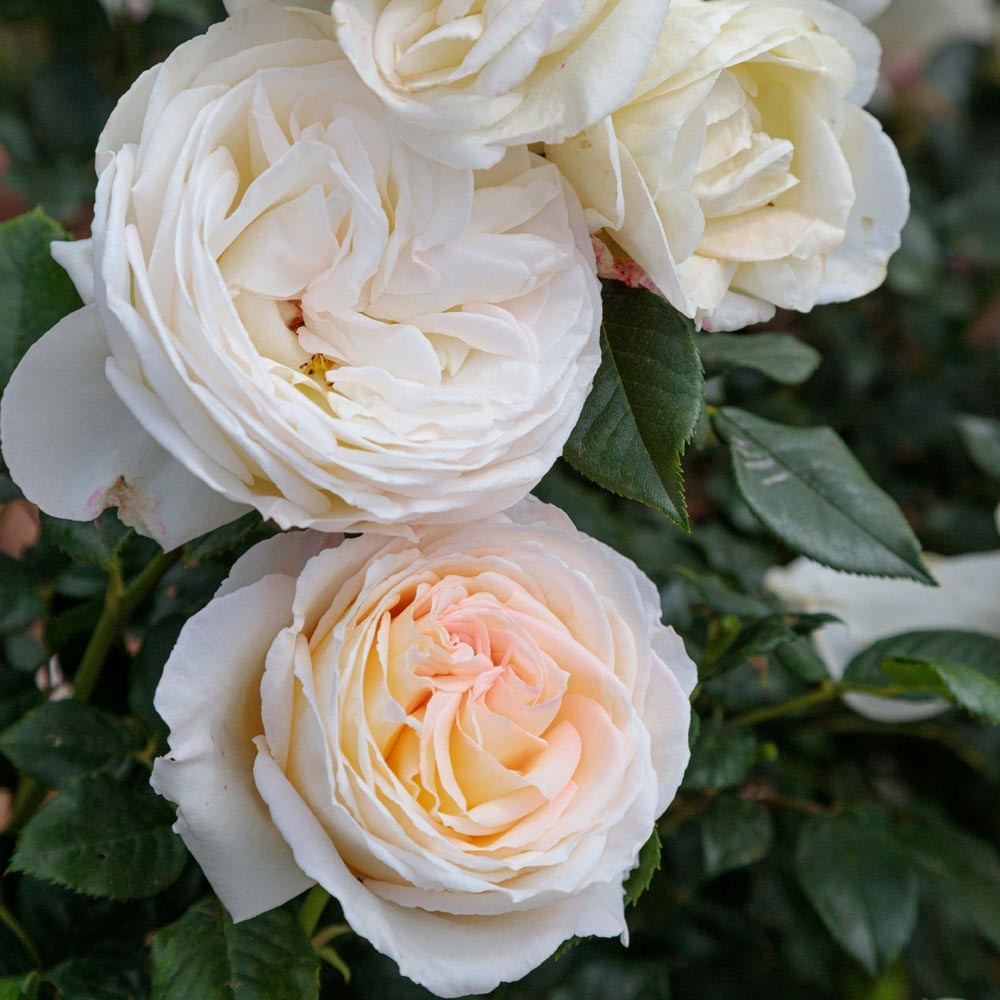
{"left": 565, "top": 282, "right": 703, "bottom": 528}
{"left": 701, "top": 796, "right": 774, "bottom": 877}
{"left": 795, "top": 809, "right": 918, "bottom": 975}
{"left": 624, "top": 829, "right": 661, "bottom": 907}
{"left": 682, "top": 724, "right": 756, "bottom": 791}
{"left": 11, "top": 775, "right": 187, "bottom": 900}
{"left": 698, "top": 332, "right": 821, "bottom": 384}
{"left": 150, "top": 900, "right": 319, "bottom": 1000}
{"left": 893, "top": 815, "right": 1000, "bottom": 952}
{"left": 46, "top": 955, "right": 148, "bottom": 1000}
{"left": 0, "top": 595, "right": 42, "bottom": 639}
{"left": 2, "top": 633, "right": 46, "bottom": 673}
{"left": 183, "top": 512, "right": 263, "bottom": 563}
{"left": 844, "top": 629, "right": 1000, "bottom": 689}
{"left": 129, "top": 616, "right": 186, "bottom": 736}
{"left": 549, "top": 958, "right": 669, "bottom": 1000}
{"left": 956, "top": 414, "right": 1000, "bottom": 480}
{"left": 41, "top": 510, "right": 131, "bottom": 569}
{"left": 712, "top": 408, "right": 933, "bottom": 583}
{"left": 774, "top": 637, "right": 830, "bottom": 683}
{"left": 0, "top": 701, "right": 138, "bottom": 788}
{"left": 706, "top": 612, "right": 838, "bottom": 678}
{"left": 0, "top": 210, "right": 83, "bottom": 395}
{"left": 881, "top": 657, "right": 1000, "bottom": 724}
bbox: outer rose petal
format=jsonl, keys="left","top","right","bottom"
{"left": 151, "top": 575, "right": 314, "bottom": 919}
{"left": 817, "top": 106, "right": 909, "bottom": 304}
{"left": 216, "top": 529, "right": 341, "bottom": 600}
{"left": 0, "top": 305, "right": 249, "bottom": 549}
{"left": 766, "top": 553, "right": 1000, "bottom": 722}
{"left": 254, "top": 746, "right": 627, "bottom": 999}
{"left": 50, "top": 239, "right": 95, "bottom": 304}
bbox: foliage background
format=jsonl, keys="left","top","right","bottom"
{"left": 0, "top": 1, "right": 999, "bottom": 998}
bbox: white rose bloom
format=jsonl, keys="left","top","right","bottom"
{"left": 546, "top": 0, "right": 909, "bottom": 331}
{"left": 0, "top": 4, "right": 601, "bottom": 550}
{"left": 766, "top": 553, "right": 1000, "bottom": 722}
{"left": 323, "top": 0, "right": 673, "bottom": 169}
{"left": 151, "top": 497, "right": 696, "bottom": 998}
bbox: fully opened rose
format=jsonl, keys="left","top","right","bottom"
{"left": 546, "top": 0, "right": 909, "bottom": 331}
{"left": 0, "top": 3, "right": 600, "bottom": 549}
{"left": 150, "top": 498, "right": 696, "bottom": 997}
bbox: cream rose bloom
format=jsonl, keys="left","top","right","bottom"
{"left": 546, "top": 0, "right": 909, "bottom": 331}
{"left": 0, "top": 4, "right": 600, "bottom": 549}
{"left": 325, "top": 0, "right": 672, "bottom": 169}
{"left": 766, "top": 552, "right": 1000, "bottom": 722}
{"left": 150, "top": 498, "right": 696, "bottom": 997}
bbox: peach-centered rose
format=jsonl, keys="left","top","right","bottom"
{"left": 151, "top": 498, "right": 696, "bottom": 997}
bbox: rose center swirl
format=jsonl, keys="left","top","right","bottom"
{"left": 365, "top": 574, "right": 608, "bottom": 841}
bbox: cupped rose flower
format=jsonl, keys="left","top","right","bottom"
{"left": 324, "top": 0, "right": 673, "bottom": 169}
{"left": 150, "top": 497, "right": 696, "bottom": 997}
{"left": 0, "top": 4, "right": 600, "bottom": 549}
{"left": 766, "top": 552, "right": 1000, "bottom": 722}
{"left": 546, "top": 0, "right": 909, "bottom": 331}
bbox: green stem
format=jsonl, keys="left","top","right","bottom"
{"left": 4, "top": 780, "right": 46, "bottom": 838}
{"left": 70, "top": 559, "right": 124, "bottom": 704}
{"left": 6, "top": 547, "right": 181, "bottom": 835}
{"left": 311, "top": 923, "right": 350, "bottom": 950}
{"left": 0, "top": 901, "right": 40, "bottom": 967}
{"left": 730, "top": 682, "right": 915, "bottom": 727}
{"left": 299, "top": 885, "right": 330, "bottom": 938}
{"left": 72, "top": 548, "right": 180, "bottom": 703}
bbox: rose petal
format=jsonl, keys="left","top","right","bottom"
{"left": 151, "top": 575, "right": 313, "bottom": 919}
{"left": 0, "top": 305, "right": 249, "bottom": 548}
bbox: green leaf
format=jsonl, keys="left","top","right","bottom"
{"left": 706, "top": 612, "right": 838, "bottom": 678}
{"left": 893, "top": 815, "right": 1000, "bottom": 952}
{"left": 565, "top": 281, "right": 704, "bottom": 528}
{"left": 549, "top": 958, "right": 669, "bottom": 1000}
{"left": 701, "top": 796, "right": 774, "bottom": 877}
{"left": 0, "top": 973, "right": 39, "bottom": 1000}
{"left": 682, "top": 724, "right": 757, "bottom": 791}
{"left": 129, "top": 616, "right": 186, "bottom": 736}
{"left": 0, "top": 701, "right": 138, "bottom": 788}
{"left": 712, "top": 408, "right": 933, "bottom": 583}
{"left": 774, "top": 637, "right": 830, "bottom": 684}
{"left": 11, "top": 775, "right": 187, "bottom": 900}
{"left": 880, "top": 657, "right": 1000, "bottom": 724}
{"left": 150, "top": 900, "right": 319, "bottom": 1000}
{"left": 184, "top": 512, "right": 263, "bottom": 563}
{"left": 795, "top": 809, "right": 918, "bottom": 976}
{"left": 45, "top": 956, "right": 147, "bottom": 1000}
{"left": 41, "top": 510, "right": 131, "bottom": 569}
{"left": 0, "top": 210, "right": 83, "bottom": 396}
{"left": 956, "top": 414, "right": 1000, "bottom": 480}
{"left": 844, "top": 629, "right": 1000, "bottom": 689}
{"left": 698, "top": 332, "right": 821, "bottom": 384}
{"left": 624, "top": 829, "right": 661, "bottom": 907}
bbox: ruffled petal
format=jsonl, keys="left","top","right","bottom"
{"left": 0, "top": 305, "right": 249, "bottom": 549}
{"left": 151, "top": 575, "right": 313, "bottom": 920}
